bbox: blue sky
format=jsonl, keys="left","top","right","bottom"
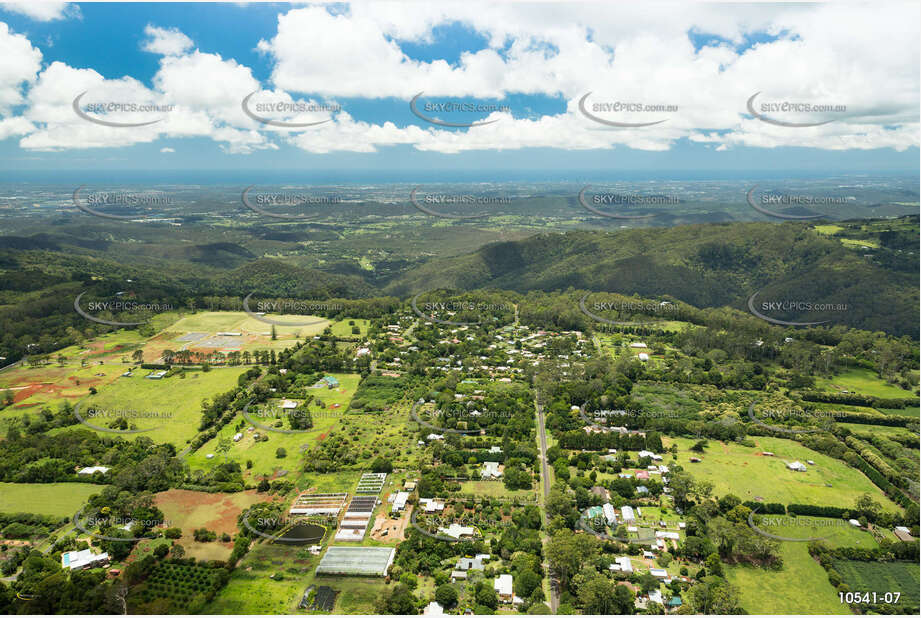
{"left": 0, "top": 2, "right": 917, "bottom": 175}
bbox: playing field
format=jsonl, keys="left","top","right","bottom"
{"left": 71, "top": 367, "right": 249, "bottom": 447}
{"left": 664, "top": 436, "right": 900, "bottom": 511}
{"left": 0, "top": 482, "right": 103, "bottom": 518}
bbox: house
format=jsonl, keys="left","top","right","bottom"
{"left": 77, "top": 466, "right": 110, "bottom": 475}
{"left": 636, "top": 486, "right": 650, "bottom": 494}
{"left": 281, "top": 399, "right": 299, "bottom": 409}
{"left": 426, "top": 433, "right": 444, "bottom": 441}
{"left": 668, "top": 596, "right": 683, "bottom": 610}
{"left": 455, "top": 557, "right": 484, "bottom": 571}
{"left": 621, "top": 506, "right": 635, "bottom": 522}
{"left": 61, "top": 549, "right": 109, "bottom": 571}
{"left": 656, "top": 531, "right": 680, "bottom": 540}
{"left": 450, "top": 570, "right": 467, "bottom": 581}
{"left": 629, "top": 342, "right": 648, "bottom": 349}
{"left": 848, "top": 519, "right": 861, "bottom": 527}
{"left": 233, "top": 433, "right": 243, "bottom": 442}
{"left": 787, "top": 461, "right": 808, "bottom": 472}
{"left": 488, "top": 446, "right": 503, "bottom": 454}
{"left": 609, "top": 556, "right": 633, "bottom": 573}
{"left": 438, "top": 524, "right": 475, "bottom": 539}
{"left": 638, "top": 353, "right": 650, "bottom": 362}
{"left": 481, "top": 461, "right": 502, "bottom": 479}
{"left": 648, "top": 589, "right": 664, "bottom": 605}
{"left": 419, "top": 498, "right": 445, "bottom": 513}
{"left": 146, "top": 370, "right": 167, "bottom": 380}
{"left": 894, "top": 526, "right": 914, "bottom": 541}
{"left": 638, "top": 450, "right": 663, "bottom": 461}
{"left": 494, "top": 574, "right": 514, "bottom": 603}
{"left": 650, "top": 568, "right": 668, "bottom": 578}
{"left": 391, "top": 492, "right": 409, "bottom": 513}
{"left": 424, "top": 601, "right": 444, "bottom": 615}
{"left": 603, "top": 503, "right": 617, "bottom": 525}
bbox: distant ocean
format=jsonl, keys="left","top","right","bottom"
{"left": 0, "top": 169, "right": 916, "bottom": 185}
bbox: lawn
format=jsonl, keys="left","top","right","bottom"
{"left": 458, "top": 480, "right": 537, "bottom": 501}
{"left": 663, "top": 436, "right": 900, "bottom": 512}
{"left": 815, "top": 368, "right": 915, "bottom": 400}
{"left": 186, "top": 373, "right": 362, "bottom": 478}
{"left": 71, "top": 367, "right": 248, "bottom": 447}
{"left": 0, "top": 482, "right": 103, "bottom": 518}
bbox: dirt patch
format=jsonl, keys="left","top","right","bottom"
{"left": 154, "top": 488, "right": 270, "bottom": 537}
{"left": 370, "top": 507, "right": 410, "bottom": 542}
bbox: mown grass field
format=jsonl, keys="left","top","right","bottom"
{"left": 186, "top": 373, "right": 361, "bottom": 478}
{"left": 0, "top": 482, "right": 103, "bottom": 517}
{"left": 73, "top": 367, "right": 248, "bottom": 447}
{"left": 815, "top": 368, "right": 915, "bottom": 399}
{"left": 663, "top": 436, "right": 900, "bottom": 511}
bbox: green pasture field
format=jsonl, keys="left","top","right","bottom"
{"left": 186, "top": 373, "right": 362, "bottom": 478}
{"left": 0, "top": 482, "right": 103, "bottom": 518}
{"left": 815, "top": 368, "right": 915, "bottom": 399}
{"left": 69, "top": 367, "right": 248, "bottom": 447}
{"left": 329, "top": 319, "right": 370, "bottom": 338}
{"left": 727, "top": 516, "right": 876, "bottom": 614}
{"left": 663, "top": 436, "right": 900, "bottom": 512}
{"left": 832, "top": 559, "right": 920, "bottom": 608}
{"left": 204, "top": 541, "right": 388, "bottom": 614}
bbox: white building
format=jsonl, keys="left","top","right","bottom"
{"left": 610, "top": 556, "right": 633, "bottom": 573}
{"left": 391, "top": 491, "right": 409, "bottom": 513}
{"left": 481, "top": 461, "right": 502, "bottom": 479}
{"left": 494, "top": 574, "right": 514, "bottom": 603}
{"left": 603, "top": 503, "right": 617, "bottom": 525}
{"left": 621, "top": 506, "right": 636, "bottom": 522}
{"left": 77, "top": 466, "right": 110, "bottom": 475}
{"left": 61, "top": 549, "right": 109, "bottom": 571}
{"left": 787, "top": 461, "right": 808, "bottom": 472}
{"left": 438, "top": 523, "right": 475, "bottom": 539}
{"left": 423, "top": 601, "right": 444, "bottom": 615}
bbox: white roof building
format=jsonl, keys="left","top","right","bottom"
{"left": 494, "top": 574, "right": 513, "bottom": 600}
{"left": 423, "top": 601, "right": 444, "bottom": 615}
{"left": 650, "top": 568, "right": 668, "bottom": 578}
{"left": 61, "top": 549, "right": 109, "bottom": 571}
{"left": 481, "top": 461, "right": 502, "bottom": 478}
{"left": 612, "top": 556, "right": 633, "bottom": 573}
{"left": 438, "top": 523, "right": 475, "bottom": 539}
{"left": 603, "top": 503, "right": 617, "bottom": 525}
{"left": 787, "top": 461, "right": 808, "bottom": 472}
{"left": 621, "top": 506, "right": 636, "bottom": 522}
{"left": 77, "top": 466, "right": 110, "bottom": 475}
{"left": 391, "top": 491, "right": 409, "bottom": 512}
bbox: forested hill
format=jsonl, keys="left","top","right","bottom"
{"left": 385, "top": 218, "right": 919, "bottom": 337}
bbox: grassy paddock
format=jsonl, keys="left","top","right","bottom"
{"left": 663, "top": 436, "right": 900, "bottom": 511}
{"left": 0, "top": 482, "right": 103, "bottom": 518}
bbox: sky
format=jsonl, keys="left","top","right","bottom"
{"left": 0, "top": 1, "right": 918, "bottom": 175}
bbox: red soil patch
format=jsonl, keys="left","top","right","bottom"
{"left": 154, "top": 489, "right": 272, "bottom": 537}
{"left": 317, "top": 432, "right": 328, "bottom": 441}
